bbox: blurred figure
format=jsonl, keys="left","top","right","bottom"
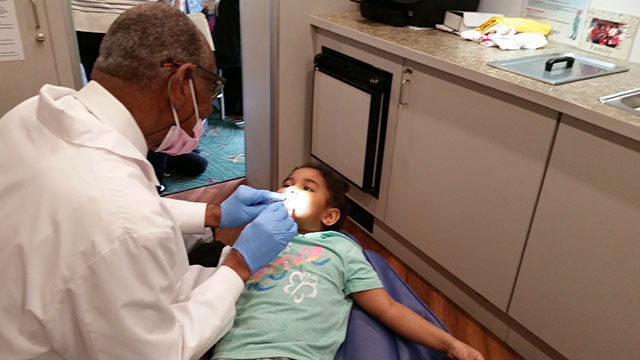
{"left": 174, "top": 0, "right": 205, "bottom": 14}
{"left": 570, "top": 9, "right": 582, "bottom": 41}
{"left": 213, "top": 0, "right": 243, "bottom": 121}
{"left": 147, "top": 149, "right": 209, "bottom": 193}
{"left": 608, "top": 27, "right": 620, "bottom": 48}
{"left": 71, "top": 0, "right": 171, "bottom": 79}
{"left": 72, "top": 1, "right": 207, "bottom": 80}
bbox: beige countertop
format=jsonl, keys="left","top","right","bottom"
{"left": 311, "top": 12, "right": 640, "bottom": 142}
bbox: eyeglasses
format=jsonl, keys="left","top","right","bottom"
{"left": 161, "top": 59, "right": 225, "bottom": 99}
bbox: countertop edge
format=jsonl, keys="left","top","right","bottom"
{"left": 310, "top": 14, "right": 640, "bottom": 143}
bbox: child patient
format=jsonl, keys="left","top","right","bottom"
{"left": 212, "top": 163, "right": 484, "bottom": 360}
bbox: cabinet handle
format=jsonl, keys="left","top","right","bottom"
{"left": 399, "top": 67, "right": 412, "bottom": 105}
{"left": 399, "top": 79, "right": 410, "bottom": 105}
{"left": 31, "top": 0, "right": 46, "bottom": 43}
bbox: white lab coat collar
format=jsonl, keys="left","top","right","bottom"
{"left": 36, "top": 82, "right": 159, "bottom": 186}
{"left": 76, "top": 80, "right": 149, "bottom": 157}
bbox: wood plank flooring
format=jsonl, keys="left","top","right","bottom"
{"left": 167, "top": 179, "right": 525, "bottom": 360}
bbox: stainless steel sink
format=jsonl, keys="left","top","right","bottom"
{"left": 599, "top": 88, "right": 640, "bottom": 116}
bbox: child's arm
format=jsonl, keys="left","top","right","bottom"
{"left": 351, "top": 288, "right": 484, "bottom": 360}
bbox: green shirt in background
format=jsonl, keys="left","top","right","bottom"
{"left": 213, "top": 231, "right": 383, "bottom": 360}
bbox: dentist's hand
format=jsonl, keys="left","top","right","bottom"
{"left": 232, "top": 202, "right": 298, "bottom": 274}
{"left": 220, "top": 185, "right": 284, "bottom": 228}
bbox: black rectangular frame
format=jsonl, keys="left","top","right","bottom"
{"left": 312, "top": 46, "right": 392, "bottom": 198}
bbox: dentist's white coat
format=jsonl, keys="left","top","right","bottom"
{"left": 0, "top": 82, "right": 244, "bottom": 359}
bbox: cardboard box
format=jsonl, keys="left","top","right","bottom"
{"left": 443, "top": 11, "right": 503, "bottom": 32}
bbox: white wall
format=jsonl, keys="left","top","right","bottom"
{"left": 241, "top": 0, "right": 278, "bottom": 190}
{"left": 275, "top": 0, "right": 358, "bottom": 184}
{"left": 242, "top": 0, "right": 357, "bottom": 189}
{"left": 1, "top": 0, "right": 82, "bottom": 116}
{"left": 478, "top": 0, "right": 524, "bottom": 18}
{"left": 478, "top": 0, "right": 640, "bottom": 63}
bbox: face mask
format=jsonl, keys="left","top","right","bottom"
{"left": 155, "top": 78, "right": 205, "bottom": 156}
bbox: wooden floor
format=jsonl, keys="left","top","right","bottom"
{"left": 167, "top": 179, "right": 525, "bottom": 360}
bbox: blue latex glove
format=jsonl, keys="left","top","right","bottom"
{"left": 219, "top": 185, "right": 284, "bottom": 228}
{"left": 232, "top": 202, "right": 298, "bottom": 274}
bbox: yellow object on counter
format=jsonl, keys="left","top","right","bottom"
{"left": 476, "top": 17, "right": 551, "bottom": 35}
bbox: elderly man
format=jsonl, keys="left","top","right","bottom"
{"left": 0, "top": 4, "right": 296, "bottom": 359}
{"left": 72, "top": 0, "right": 205, "bottom": 79}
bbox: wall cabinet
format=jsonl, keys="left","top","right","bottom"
{"left": 508, "top": 115, "right": 640, "bottom": 359}
{"left": 384, "top": 60, "right": 558, "bottom": 310}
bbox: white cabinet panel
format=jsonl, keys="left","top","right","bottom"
{"left": 509, "top": 115, "right": 640, "bottom": 360}
{"left": 314, "top": 29, "right": 404, "bottom": 220}
{"left": 385, "top": 60, "right": 558, "bottom": 310}
{"left": 312, "top": 70, "right": 371, "bottom": 188}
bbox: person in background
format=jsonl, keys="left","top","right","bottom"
{"left": 589, "top": 19, "right": 601, "bottom": 43}
{"left": 156, "top": 0, "right": 212, "bottom": 193}
{"left": 73, "top": 0, "right": 211, "bottom": 192}
{"left": 71, "top": 0, "right": 170, "bottom": 80}
{"left": 213, "top": 0, "right": 243, "bottom": 122}
{"left": 175, "top": 0, "right": 205, "bottom": 14}
{"left": 0, "top": 4, "right": 297, "bottom": 359}
{"left": 608, "top": 27, "right": 620, "bottom": 48}
{"left": 72, "top": 0, "right": 206, "bottom": 80}
{"left": 147, "top": 148, "right": 209, "bottom": 193}
{"left": 211, "top": 163, "right": 485, "bottom": 360}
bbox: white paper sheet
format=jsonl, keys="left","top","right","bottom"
{"left": 0, "top": 0, "right": 25, "bottom": 61}
{"left": 522, "top": 0, "right": 591, "bottom": 46}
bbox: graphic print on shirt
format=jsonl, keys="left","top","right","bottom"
{"left": 283, "top": 271, "right": 318, "bottom": 303}
{"left": 247, "top": 242, "right": 332, "bottom": 304}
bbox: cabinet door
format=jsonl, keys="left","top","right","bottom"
{"left": 508, "top": 115, "right": 640, "bottom": 360}
{"left": 0, "top": 0, "right": 81, "bottom": 115}
{"left": 385, "top": 61, "right": 558, "bottom": 310}
{"left": 314, "top": 29, "right": 404, "bottom": 220}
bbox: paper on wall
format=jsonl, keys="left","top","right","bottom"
{"left": 522, "top": 0, "right": 591, "bottom": 46}
{"left": 0, "top": 0, "right": 25, "bottom": 62}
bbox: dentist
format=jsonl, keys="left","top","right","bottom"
{"left": 0, "top": 3, "right": 297, "bottom": 360}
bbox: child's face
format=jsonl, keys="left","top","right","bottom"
{"left": 277, "top": 167, "right": 340, "bottom": 233}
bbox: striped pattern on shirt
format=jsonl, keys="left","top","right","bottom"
{"left": 71, "top": 0, "right": 174, "bottom": 33}
{"left": 71, "top": 0, "right": 171, "bottom": 16}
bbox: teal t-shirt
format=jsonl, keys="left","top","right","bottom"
{"left": 213, "top": 231, "right": 383, "bottom": 360}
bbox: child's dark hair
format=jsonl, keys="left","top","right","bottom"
{"left": 292, "top": 162, "right": 349, "bottom": 231}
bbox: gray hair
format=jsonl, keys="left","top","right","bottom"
{"left": 93, "top": 3, "right": 209, "bottom": 89}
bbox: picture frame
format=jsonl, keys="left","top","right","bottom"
{"left": 579, "top": 8, "right": 640, "bottom": 61}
